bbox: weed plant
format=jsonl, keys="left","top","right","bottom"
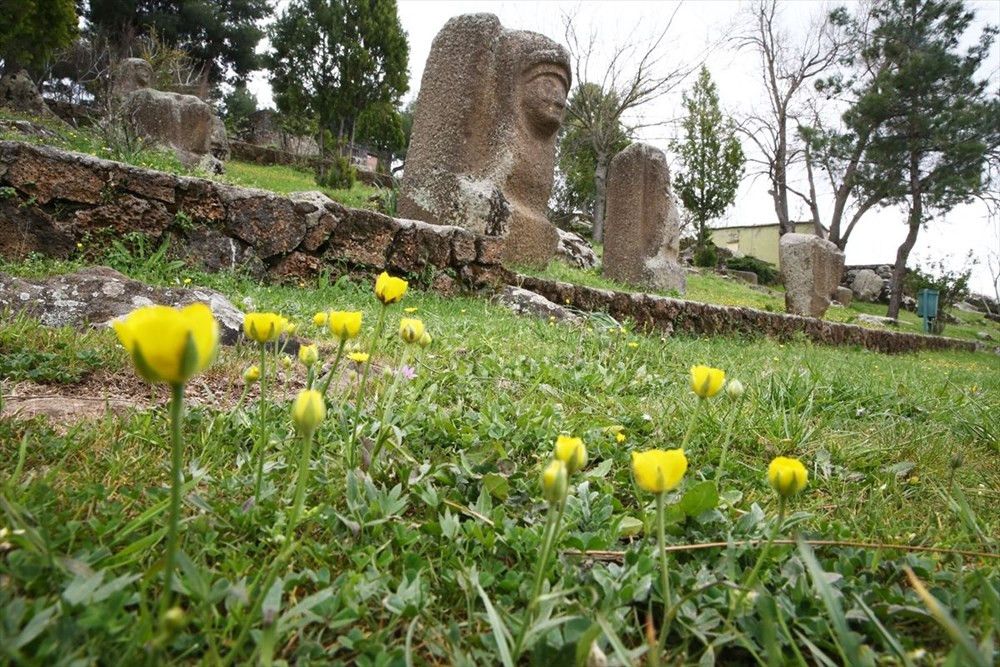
{"left": 1, "top": 262, "right": 997, "bottom": 665}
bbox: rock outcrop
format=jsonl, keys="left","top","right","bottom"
{"left": 603, "top": 143, "right": 685, "bottom": 293}
{"left": 779, "top": 233, "right": 844, "bottom": 318}
{"left": 398, "top": 13, "right": 570, "bottom": 268}
{"left": 0, "top": 266, "right": 246, "bottom": 344}
{"left": 851, "top": 269, "right": 884, "bottom": 302}
{"left": 555, "top": 228, "right": 599, "bottom": 269}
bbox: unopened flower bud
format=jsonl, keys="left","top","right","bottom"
{"left": 243, "top": 365, "right": 260, "bottom": 384}
{"left": 726, "top": 379, "right": 745, "bottom": 400}
{"left": 541, "top": 460, "right": 568, "bottom": 505}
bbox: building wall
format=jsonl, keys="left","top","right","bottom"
{"left": 710, "top": 222, "right": 819, "bottom": 267}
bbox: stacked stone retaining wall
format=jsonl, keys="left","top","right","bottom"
{"left": 518, "top": 275, "right": 980, "bottom": 355}
{"left": 0, "top": 141, "right": 506, "bottom": 291}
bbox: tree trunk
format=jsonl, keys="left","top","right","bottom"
{"left": 774, "top": 114, "right": 792, "bottom": 235}
{"left": 803, "top": 142, "right": 823, "bottom": 236}
{"left": 318, "top": 120, "right": 326, "bottom": 181}
{"left": 887, "top": 155, "right": 923, "bottom": 319}
{"left": 592, "top": 151, "right": 609, "bottom": 243}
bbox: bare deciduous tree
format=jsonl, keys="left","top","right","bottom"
{"left": 562, "top": 8, "right": 697, "bottom": 243}
{"left": 735, "top": 0, "right": 842, "bottom": 236}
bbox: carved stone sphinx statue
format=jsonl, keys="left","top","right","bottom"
{"left": 399, "top": 14, "right": 571, "bottom": 268}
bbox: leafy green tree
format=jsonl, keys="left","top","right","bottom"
{"left": 355, "top": 102, "right": 405, "bottom": 173}
{"left": 0, "top": 0, "right": 77, "bottom": 76}
{"left": 86, "top": 0, "right": 268, "bottom": 83}
{"left": 842, "top": 0, "right": 1000, "bottom": 318}
{"left": 268, "top": 0, "right": 408, "bottom": 180}
{"left": 552, "top": 88, "right": 630, "bottom": 228}
{"left": 672, "top": 66, "right": 745, "bottom": 253}
{"left": 220, "top": 83, "right": 257, "bottom": 138}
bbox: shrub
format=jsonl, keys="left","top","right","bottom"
{"left": 316, "top": 155, "right": 356, "bottom": 190}
{"left": 726, "top": 255, "right": 779, "bottom": 285}
{"left": 694, "top": 244, "right": 718, "bottom": 268}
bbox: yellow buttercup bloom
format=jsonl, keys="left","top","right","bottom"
{"left": 348, "top": 352, "right": 370, "bottom": 364}
{"left": 113, "top": 303, "right": 219, "bottom": 385}
{"left": 404, "top": 307, "right": 418, "bottom": 314}
{"left": 291, "top": 389, "right": 326, "bottom": 435}
{"left": 616, "top": 432, "right": 626, "bottom": 443}
{"left": 328, "top": 310, "right": 363, "bottom": 340}
{"left": 399, "top": 318, "right": 425, "bottom": 344}
{"left": 375, "top": 271, "right": 408, "bottom": 305}
{"left": 313, "top": 311, "right": 328, "bottom": 326}
{"left": 541, "top": 460, "right": 568, "bottom": 505}
{"left": 631, "top": 449, "right": 688, "bottom": 494}
{"left": 243, "top": 365, "right": 260, "bottom": 383}
{"left": 768, "top": 457, "right": 808, "bottom": 497}
{"left": 554, "top": 435, "right": 587, "bottom": 475}
{"left": 690, "top": 365, "right": 725, "bottom": 399}
{"left": 298, "top": 344, "right": 318, "bottom": 367}
{"left": 244, "top": 312, "right": 288, "bottom": 344}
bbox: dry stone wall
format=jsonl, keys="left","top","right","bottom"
{"left": 517, "top": 275, "right": 980, "bottom": 355}
{"left": 0, "top": 141, "right": 509, "bottom": 291}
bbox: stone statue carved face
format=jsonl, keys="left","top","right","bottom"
{"left": 519, "top": 62, "right": 569, "bottom": 136}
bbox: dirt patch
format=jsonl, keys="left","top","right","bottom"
{"left": 1, "top": 356, "right": 376, "bottom": 430}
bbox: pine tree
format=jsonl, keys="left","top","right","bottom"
{"left": 673, "top": 66, "right": 746, "bottom": 253}
{"left": 844, "top": 0, "right": 1000, "bottom": 318}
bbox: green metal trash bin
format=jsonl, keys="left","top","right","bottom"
{"left": 917, "top": 288, "right": 939, "bottom": 333}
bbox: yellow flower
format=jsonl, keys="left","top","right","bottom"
{"left": 281, "top": 355, "right": 292, "bottom": 369}
{"left": 541, "top": 460, "right": 568, "bottom": 505}
{"left": 182, "top": 277, "right": 191, "bottom": 285}
{"left": 768, "top": 457, "right": 808, "bottom": 497}
{"left": 631, "top": 449, "right": 688, "bottom": 494}
{"left": 313, "top": 311, "right": 328, "bottom": 326}
{"left": 628, "top": 342, "right": 639, "bottom": 349}
{"left": 399, "top": 317, "right": 425, "bottom": 344}
{"left": 298, "top": 344, "right": 318, "bottom": 367}
{"left": 113, "top": 303, "right": 219, "bottom": 385}
{"left": 348, "top": 352, "right": 370, "bottom": 364}
{"left": 291, "top": 389, "right": 326, "bottom": 435}
{"left": 418, "top": 331, "right": 432, "bottom": 348}
{"left": 554, "top": 435, "right": 587, "bottom": 475}
{"left": 616, "top": 432, "right": 626, "bottom": 443}
{"left": 404, "top": 307, "right": 418, "bottom": 314}
{"left": 329, "top": 310, "right": 363, "bottom": 340}
{"left": 375, "top": 271, "right": 408, "bottom": 305}
{"left": 244, "top": 312, "right": 288, "bottom": 344}
{"left": 690, "top": 365, "right": 725, "bottom": 399}
{"left": 286, "top": 323, "right": 297, "bottom": 335}
{"left": 243, "top": 365, "right": 260, "bottom": 383}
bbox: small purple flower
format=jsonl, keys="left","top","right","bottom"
{"left": 397, "top": 365, "right": 417, "bottom": 380}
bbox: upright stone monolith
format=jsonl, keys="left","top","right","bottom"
{"left": 398, "top": 14, "right": 570, "bottom": 268}
{"left": 780, "top": 233, "right": 845, "bottom": 318}
{"left": 603, "top": 143, "right": 686, "bottom": 293}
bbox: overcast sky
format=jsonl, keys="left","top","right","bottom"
{"left": 248, "top": 0, "right": 1000, "bottom": 294}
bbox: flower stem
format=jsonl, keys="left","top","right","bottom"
{"left": 369, "top": 347, "right": 411, "bottom": 469}
{"left": 286, "top": 429, "right": 315, "bottom": 540}
{"left": 252, "top": 345, "right": 269, "bottom": 508}
{"left": 348, "top": 304, "right": 388, "bottom": 468}
{"left": 741, "top": 496, "right": 787, "bottom": 593}
{"left": 162, "top": 382, "right": 185, "bottom": 614}
{"left": 655, "top": 491, "right": 672, "bottom": 659}
{"left": 513, "top": 500, "right": 564, "bottom": 659}
{"left": 714, "top": 395, "right": 744, "bottom": 483}
{"left": 679, "top": 397, "right": 703, "bottom": 452}
{"left": 319, "top": 339, "right": 347, "bottom": 397}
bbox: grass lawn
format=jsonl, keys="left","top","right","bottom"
{"left": 1, "top": 258, "right": 997, "bottom": 665}
{"left": 222, "top": 161, "right": 380, "bottom": 209}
